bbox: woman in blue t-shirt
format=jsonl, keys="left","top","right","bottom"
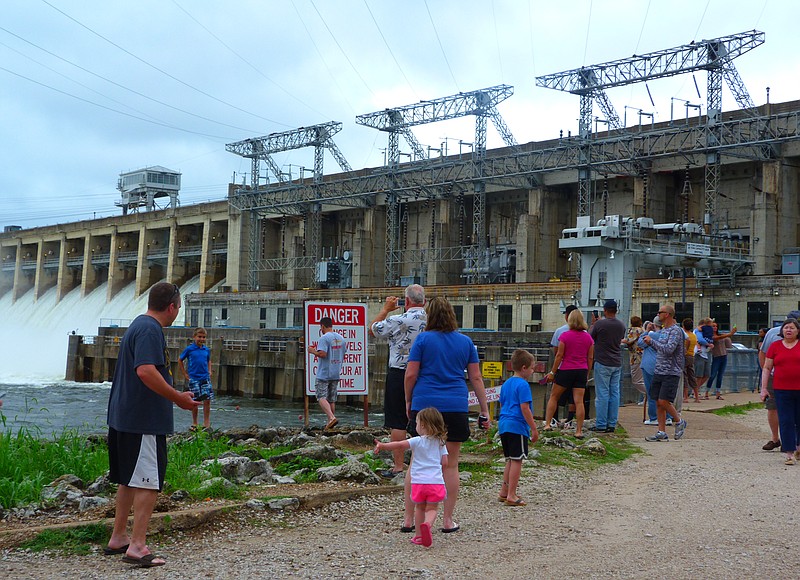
{"left": 404, "top": 297, "right": 490, "bottom": 534}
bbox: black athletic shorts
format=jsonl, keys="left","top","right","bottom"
{"left": 500, "top": 432, "right": 529, "bottom": 460}
{"left": 407, "top": 410, "right": 471, "bottom": 443}
{"left": 554, "top": 368, "right": 588, "bottom": 390}
{"left": 650, "top": 373, "right": 680, "bottom": 403}
{"left": 383, "top": 367, "right": 408, "bottom": 430}
{"left": 108, "top": 427, "right": 167, "bottom": 491}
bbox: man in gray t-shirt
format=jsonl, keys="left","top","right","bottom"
{"left": 308, "top": 316, "right": 348, "bottom": 429}
{"left": 589, "top": 300, "right": 627, "bottom": 432}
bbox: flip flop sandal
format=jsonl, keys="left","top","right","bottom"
{"left": 122, "top": 554, "right": 165, "bottom": 567}
{"left": 498, "top": 495, "right": 508, "bottom": 502}
{"left": 103, "top": 544, "right": 129, "bottom": 556}
{"left": 504, "top": 498, "right": 527, "bottom": 506}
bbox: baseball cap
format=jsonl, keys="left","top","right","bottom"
{"left": 603, "top": 299, "right": 618, "bottom": 311}
{"left": 652, "top": 315, "right": 663, "bottom": 328}
{"left": 787, "top": 310, "right": 800, "bottom": 320}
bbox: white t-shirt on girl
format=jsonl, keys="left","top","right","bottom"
{"left": 407, "top": 435, "right": 448, "bottom": 484}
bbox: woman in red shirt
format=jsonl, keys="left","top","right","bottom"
{"left": 543, "top": 309, "right": 595, "bottom": 439}
{"left": 761, "top": 318, "right": 800, "bottom": 465}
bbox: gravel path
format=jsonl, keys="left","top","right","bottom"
{"left": 3, "top": 404, "right": 792, "bottom": 579}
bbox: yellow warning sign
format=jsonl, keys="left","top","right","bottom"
{"left": 482, "top": 361, "right": 503, "bottom": 379}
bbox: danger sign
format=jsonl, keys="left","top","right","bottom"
{"left": 305, "top": 302, "right": 369, "bottom": 396}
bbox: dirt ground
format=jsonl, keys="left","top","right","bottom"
{"left": 2, "top": 392, "right": 792, "bottom": 579}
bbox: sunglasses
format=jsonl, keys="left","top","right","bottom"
{"left": 169, "top": 283, "right": 180, "bottom": 304}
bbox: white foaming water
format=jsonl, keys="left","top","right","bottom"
{"left": 0, "top": 277, "right": 200, "bottom": 382}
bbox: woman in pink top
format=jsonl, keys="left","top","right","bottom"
{"left": 543, "top": 309, "right": 595, "bottom": 438}
{"left": 761, "top": 318, "right": 800, "bottom": 466}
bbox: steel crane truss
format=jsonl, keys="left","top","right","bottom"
{"left": 535, "top": 31, "right": 764, "bottom": 94}
{"left": 230, "top": 109, "right": 800, "bottom": 216}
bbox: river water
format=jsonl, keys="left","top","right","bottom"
{"left": 0, "top": 378, "right": 379, "bottom": 436}
{"left": 0, "top": 277, "right": 380, "bottom": 436}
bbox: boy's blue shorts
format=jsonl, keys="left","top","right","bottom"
{"left": 188, "top": 379, "right": 214, "bottom": 401}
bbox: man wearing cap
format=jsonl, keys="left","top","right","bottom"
{"left": 758, "top": 309, "right": 800, "bottom": 450}
{"left": 551, "top": 304, "right": 579, "bottom": 353}
{"left": 589, "top": 300, "right": 627, "bottom": 432}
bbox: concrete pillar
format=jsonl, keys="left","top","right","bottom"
{"left": 13, "top": 239, "right": 33, "bottom": 302}
{"left": 65, "top": 333, "right": 81, "bottom": 381}
{"left": 135, "top": 224, "right": 152, "bottom": 297}
{"left": 354, "top": 207, "right": 383, "bottom": 288}
{"left": 241, "top": 339, "right": 260, "bottom": 396}
{"left": 226, "top": 199, "right": 247, "bottom": 292}
{"left": 199, "top": 217, "right": 213, "bottom": 293}
{"left": 281, "top": 340, "right": 304, "bottom": 401}
{"left": 81, "top": 233, "right": 101, "bottom": 297}
{"left": 56, "top": 234, "right": 70, "bottom": 302}
{"left": 753, "top": 160, "right": 800, "bottom": 275}
{"left": 33, "top": 239, "right": 45, "bottom": 300}
{"left": 107, "top": 228, "right": 135, "bottom": 301}
{"left": 426, "top": 198, "right": 458, "bottom": 286}
{"left": 752, "top": 162, "right": 780, "bottom": 275}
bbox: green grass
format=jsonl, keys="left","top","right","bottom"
{"left": 272, "top": 456, "right": 347, "bottom": 483}
{"left": 360, "top": 452, "right": 389, "bottom": 472}
{"left": 0, "top": 427, "right": 108, "bottom": 509}
{"left": 532, "top": 431, "right": 642, "bottom": 469}
{"left": 20, "top": 523, "right": 108, "bottom": 554}
{"left": 164, "top": 431, "right": 249, "bottom": 499}
{"left": 711, "top": 401, "right": 764, "bottom": 416}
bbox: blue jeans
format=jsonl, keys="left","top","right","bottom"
{"left": 708, "top": 355, "right": 728, "bottom": 395}
{"left": 642, "top": 369, "right": 657, "bottom": 422}
{"left": 774, "top": 389, "right": 800, "bottom": 454}
{"left": 594, "top": 362, "right": 621, "bottom": 429}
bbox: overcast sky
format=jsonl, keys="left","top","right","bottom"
{"left": 0, "top": 0, "right": 792, "bottom": 229}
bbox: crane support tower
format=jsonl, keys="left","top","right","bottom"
{"left": 536, "top": 30, "right": 765, "bottom": 228}
{"left": 356, "top": 84, "right": 520, "bottom": 285}
{"left": 226, "top": 122, "right": 352, "bottom": 289}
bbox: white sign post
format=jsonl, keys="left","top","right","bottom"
{"left": 304, "top": 301, "right": 369, "bottom": 426}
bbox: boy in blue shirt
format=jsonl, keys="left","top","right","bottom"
{"left": 498, "top": 349, "right": 539, "bottom": 506}
{"left": 179, "top": 327, "right": 213, "bottom": 430}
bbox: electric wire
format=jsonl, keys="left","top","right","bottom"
{"left": 492, "top": 0, "right": 504, "bottom": 82}
{"left": 0, "top": 25, "right": 262, "bottom": 134}
{"left": 39, "top": 0, "right": 286, "bottom": 127}
{"left": 423, "top": 0, "right": 459, "bottom": 91}
{"left": 582, "top": 0, "right": 593, "bottom": 66}
{"left": 528, "top": 1, "right": 537, "bottom": 77}
{"left": 289, "top": 0, "right": 357, "bottom": 116}
{"left": 362, "top": 0, "right": 418, "bottom": 100}
{"left": 170, "top": 0, "right": 328, "bottom": 121}
{"left": 0, "top": 64, "right": 235, "bottom": 140}
{"left": 310, "top": 0, "right": 374, "bottom": 96}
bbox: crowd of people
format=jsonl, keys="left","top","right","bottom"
{"left": 100, "top": 280, "right": 797, "bottom": 564}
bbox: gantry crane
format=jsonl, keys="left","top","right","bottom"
{"left": 226, "top": 122, "right": 352, "bottom": 289}
{"left": 356, "top": 85, "right": 519, "bottom": 285}
{"left": 536, "top": 30, "right": 765, "bottom": 228}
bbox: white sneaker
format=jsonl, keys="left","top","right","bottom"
{"left": 666, "top": 418, "right": 674, "bottom": 426}
{"left": 550, "top": 418, "right": 559, "bottom": 429}
{"left": 643, "top": 419, "right": 658, "bottom": 425}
